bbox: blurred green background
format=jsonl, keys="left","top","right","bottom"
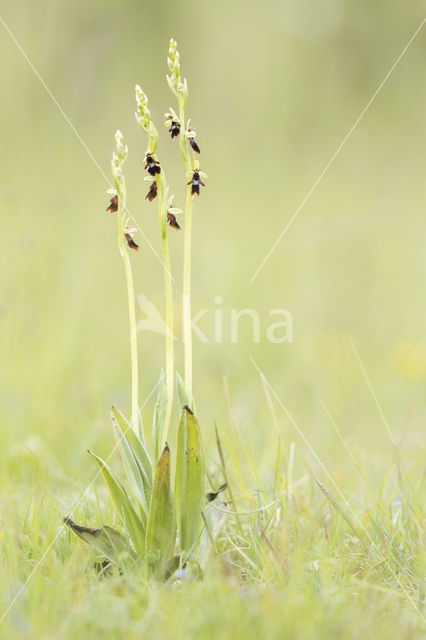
{"left": 1, "top": 0, "right": 425, "bottom": 488}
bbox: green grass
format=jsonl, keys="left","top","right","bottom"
{"left": 1, "top": 406, "right": 424, "bottom": 638}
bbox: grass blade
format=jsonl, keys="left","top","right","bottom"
{"left": 198, "top": 502, "right": 228, "bottom": 569}
{"left": 305, "top": 461, "right": 367, "bottom": 550}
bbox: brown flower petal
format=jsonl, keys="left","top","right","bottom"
{"left": 145, "top": 181, "right": 158, "bottom": 201}
{"left": 106, "top": 194, "right": 118, "bottom": 213}
{"left": 144, "top": 154, "right": 161, "bottom": 176}
{"left": 187, "top": 171, "right": 205, "bottom": 196}
{"left": 169, "top": 121, "right": 180, "bottom": 139}
{"left": 189, "top": 137, "right": 200, "bottom": 154}
{"left": 167, "top": 212, "right": 181, "bottom": 230}
{"left": 125, "top": 233, "right": 139, "bottom": 251}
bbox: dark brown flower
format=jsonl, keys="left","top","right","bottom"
{"left": 144, "top": 154, "right": 161, "bottom": 176}
{"left": 106, "top": 194, "right": 118, "bottom": 213}
{"left": 169, "top": 120, "right": 180, "bottom": 139}
{"left": 145, "top": 181, "right": 158, "bottom": 201}
{"left": 167, "top": 212, "right": 181, "bottom": 230}
{"left": 188, "top": 136, "right": 200, "bottom": 154}
{"left": 187, "top": 170, "right": 205, "bottom": 196}
{"left": 125, "top": 233, "right": 139, "bottom": 251}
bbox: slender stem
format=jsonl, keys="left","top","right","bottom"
{"left": 182, "top": 187, "right": 193, "bottom": 396}
{"left": 178, "top": 102, "right": 194, "bottom": 397}
{"left": 117, "top": 207, "right": 139, "bottom": 433}
{"left": 157, "top": 174, "right": 174, "bottom": 441}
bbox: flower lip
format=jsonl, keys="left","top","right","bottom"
{"left": 186, "top": 127, "right": 201, "bottom": 153}
{"left": 187, "top": 170, "right": 206, "bottom": 196}
{"left": 125, "top": 232, "right": 139, "bottom": 251}
{"left": 144, "top": 153, "right": 161, "bottom": 176}
{"left": 106, "top": 194, "right": 118, "bottom": 213}
{"left": 164, "top": 111, "right": 181, "bottom": 139}
{"left": 169, "top": 120, "right": 180, "bottom": 139}
{"left": 188, "top": 137, "right": 200, "bottom": 153}
{"left": 167, "top": 212, "right": 181, "bottom": 230}
{"left": 145, "top": 181, "right": 158, "bottom": 201}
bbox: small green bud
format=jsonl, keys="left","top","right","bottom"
{"left": 135, "top": 85, "right": 159, "bottom": 152}
{"left": 115, "top": 129, "right": 128, "bottom": 163}
{"left": 166, "top": 38, "right": 187, "bottom": 105}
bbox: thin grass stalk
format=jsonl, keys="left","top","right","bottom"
{"left": 215, "top": 426, "right": 244, "bottom": 537}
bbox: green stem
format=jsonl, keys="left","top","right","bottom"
{"left": 182, "top": 187, "right": 193, "bottom": 397}
{"left": 178, "top": 103, "right": 194, "bottom": 398}
{"left": 117, "top": 206, "right": 139, "bottom": 433}
{"left": 157, "top": 174, "right": 174, "bottom": 442}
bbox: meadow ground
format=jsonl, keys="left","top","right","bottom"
{"left": 1, "top": 2, "right": 425, "bottom": 638}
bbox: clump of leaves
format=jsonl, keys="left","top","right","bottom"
{"left": 66, "top": 402, "right": 227, "bottom": 578}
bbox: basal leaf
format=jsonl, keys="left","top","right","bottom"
{"left": 175, "top": 405, "right": 205, "bottom": 554}
{"left": 88, "top": 450, "right": 145, "bottom": 556}
{"left": 176, "top": 372, "right": 195, "bottom": 413}
{"left": 152, "top": 372, "right": 168, "bottom": 466}
{"left": 137, "top": 407, "right": 145, "bottom": 446}
{"left": 64, "top": 517, "right": 134, "bottom": 563}
{"left": 145, "top": 444, "right": 176, "bottom": 570}
{"left": 111, "top": 407, "right": 152, "bottom": 508}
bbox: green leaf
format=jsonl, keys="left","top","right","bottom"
{"left": 176, "top": 372, "right": 195, "bottom": 412}
{"left": 111, "top": 407, "right": 152, "bottom": 509}
{"left": 137, "top": 407, "right": 145, "bottom": 446}
{"left": 88, "top": 450, "right": 145, "bottom": 556}
{"left": 152, "top": 372, "right": 168, "bottom": 466}
{"left": 145, "top": 444, "right": 176, "bottom": 570}
{"left": 111, "top": 408, "right": 150, "bottom": 520}
{"left": 175, "top": 405, "right": 205, "bottom": 554}
{"left": 64, "top": 517, "right": 134, "bottom": 563}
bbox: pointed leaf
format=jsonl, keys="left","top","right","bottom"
{"left": 145, "top": 444, "right": 176, "bottom": 570}
{"left": 137, "top": 407, "right": 145, "bottom": 445}
{"left": 175, "top": 406, "right": 205, "bottom": 554}
{"left": 88, "top": 450, "right": 145, "bottom": 555}
{"left": 112, "top": 407, "right": 152, "bottom": 506}
{"left": 176, "top": 372, "right": 195, "bottom": 412}
{"left": 64, "top": 517, "right": 134, "bottom": 563}
{"left": 111, "top": 408, "right": 150, "bottom": 522}
{"left": 152, "top": 372, "right": 168, "bottom": 466}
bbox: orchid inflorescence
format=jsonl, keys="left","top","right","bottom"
{"left": 103, "top": 38, "right": 209, "bottom": 446}
{"left": 66, "top": 38, "right": 230, "bottom": 584}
